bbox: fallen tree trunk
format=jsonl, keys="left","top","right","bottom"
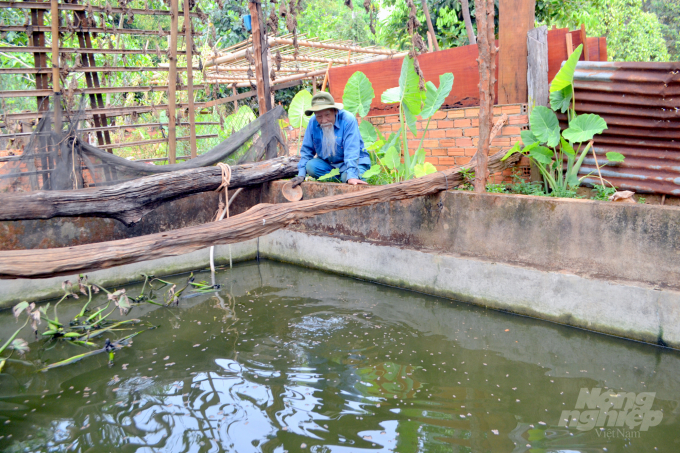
{"left": 0, "top": 156, "right": 300, "bottom": 226}
{"left": 0, "top": 150, "right": 520, "bottom": 279}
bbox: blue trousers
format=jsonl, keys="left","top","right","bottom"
{"left": 305, "top": 158, "right": 370, "bottom": 183}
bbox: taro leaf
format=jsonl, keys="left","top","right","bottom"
{"left": 501, "top": 141, "right": 522, "bottom": 161}
{"left": 361, "top": 164, "right": 382, "bottom": 179}
{"left": 318, "top": 168, "right": 340, "bottom": 181}
{"left": 380, "top": 146, "right": 401, "bottom": 170}
{"left": 414, "top": 162, "right": 437, "bottom": 178}
{"left": 606, "top": 151, "right": 625, "bottom": 162}
{"left": 550, "top": 85, "right": 573, "bottom": 113}
{"left": 381, "top": 87, "right": 401, "bottom": 104}
{"left": 288, "top": 89, "right": 313, "bottom": 128}
{"left": 520, "top": 130, "right": 539, "bottom": 146}
{"left": 529, "top": 106, "right": 560, "bottom": 147}
{"left": 529, "top": 146, "right": 554, "bottom": 165}
{"left": 343, "top": 71, "right": 375, "bottom": 117}
{"left": 562, "top": 113, "right": 607, "bottom": 143}
{"left": 403, "top": 103, "right": 418, "bottom": 135}
{"left": 381, "top": 57, "right": 425, "bottom": 115}
{"left": 359, "top": 120, "right": 377, "bottom": 145}
{"left": 550, "top": 44, "right": 583, "bottom": 93}
{"left": 421, "top": 73, "right": 454, "bottom": 119}
{"left": 560, "top": 137, "right": 575, "bottom": 156}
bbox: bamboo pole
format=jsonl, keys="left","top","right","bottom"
{"left": 183, "top": 0, "right": 196, "bottom": 158}
{"left": 167, "top": 0, "right": 179, "bottom": 164}
{"left": 50, "top": 0, "right": 60, "bottom": 131}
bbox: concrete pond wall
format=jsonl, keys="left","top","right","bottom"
{"left": 1, "top": 181, "right": 679, "bottom": 350}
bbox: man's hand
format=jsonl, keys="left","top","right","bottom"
{"left": 290, "top": 176, "right": 305, "bottom": 188}
{"left": 347, "top": 178, "right": 367, "bottom": 185}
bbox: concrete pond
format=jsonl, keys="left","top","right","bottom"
{"left": 0, "top": 182, "right": 679, "bottom": 451}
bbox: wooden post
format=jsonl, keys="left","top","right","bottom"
{"left": 183, "top": 0, "right": 196, "bottom": 158}
{"left": 580, "top": 24, "right": 589, "bottom": 60}
{"left": 498, "top": 0, "right": 535, "bottom": 104}
{"left": 232, "top": 86, "right": 239, "bottom": 112}
{"left": 167, "top": 0, "right": 179, "bottom": 164}
{"left": 420, "top": 0, "right": 440, "bottom": 52}
{"left": 472, "top": 0, "right": 496, "bottom": 193}
{"left": 50, "top": 0, "right": 61, "bottom": 131}
{"left": 248, "top": 0, "right": 272, "bottom": 114}
{"left": 527, "top": 26, "right": 548, "bottom": 182}
{"left": 321, "top": 62, "right": 333, "bottom": 91}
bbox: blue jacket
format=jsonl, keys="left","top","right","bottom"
{"left": 297, "top": 110, "right": 371, "bottom": 180}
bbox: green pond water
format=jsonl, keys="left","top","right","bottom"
{"left": 0, "top": 261, "right": 679, "bottom": 452}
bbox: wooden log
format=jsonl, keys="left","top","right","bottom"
{"left": 0, "top": 156, "right": 300, "bottom": 226}
{"left": 0, "top": 149, "right": 521, "bottom": 279}
{"left": 249, "top": 0, "right": 272, "bottom": 114}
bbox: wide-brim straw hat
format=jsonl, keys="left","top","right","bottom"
{"left": 305, "top": 92, "right": 343, "bottom": 116}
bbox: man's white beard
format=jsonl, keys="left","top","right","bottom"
{"left": 320, "top": 124, "right": 336, "bottom": 160}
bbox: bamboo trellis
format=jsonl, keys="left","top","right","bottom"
{"left": 204, "top": 33, "right": 406, "bottom": 88}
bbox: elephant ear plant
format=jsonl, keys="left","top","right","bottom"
{"left": 342, "top": 60, "right": 454, "bottom": 183}
{"left": 503, "top": 44, "right": 625, "bottom": 196}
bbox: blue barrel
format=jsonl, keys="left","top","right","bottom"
{"left": 244, "top": 14, "right": 252, "bottom": 32}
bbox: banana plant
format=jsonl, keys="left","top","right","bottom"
{"left": 503, "top": 44, "right": 624, "bottom": 195}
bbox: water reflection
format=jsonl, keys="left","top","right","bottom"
{"left": 0, "top": 260, "right": 679, "bottom": 452}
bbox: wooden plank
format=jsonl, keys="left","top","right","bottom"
{"left": 527, "top": 26, "right": 549, "bottom": 111}
{"left": 183, "top": 0, "right": 196, "bottom": 158}
{"left": 599, "top": 37, "right": 607, "bottom": 61}
{"left": 0, "top": 149, "right": 522, "bottom": 279}
{"left": 328, "top": 44, "right": 498, "bottom": 116}
{"left": 498, "top": 0, "right": 535, "bottom": 104}
{"left": 581, "top": 24, "right": 589, "bottom": 61}
{"left": 0, "top": 24, "right": 200, "bottom": 37}
{"left": 167, "top": 0, "right": 179, "bottom": 164}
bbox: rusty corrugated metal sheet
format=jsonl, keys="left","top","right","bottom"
{"left": 566, "top": 61, "right": 680, "bottom": 195}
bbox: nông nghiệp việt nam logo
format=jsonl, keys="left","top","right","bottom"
{"left": 558, "top": 388, "right": 663, "bottom": 432}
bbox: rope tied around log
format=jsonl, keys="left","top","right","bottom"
{"left": 214, "top": 162, "right": 232, "bottom": 222}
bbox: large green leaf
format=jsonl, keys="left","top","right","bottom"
{"left": 380, "top": 146, "right": 401, "bottom": 170}
{"left": 562, "top": 113, "right": 607, "bottom": 143}
{"left": 362, "top": 164, "right": 382, "bottom": 179}
{"left": 288, "top": 90, "right": 313, "bottom": 128}
{"left": 403, "top": 103, "right": 418, "bottom": 135}
{"left": 318, "top": 168, "right": 340, "bottom": 181}
{"left": 560, "top": 137, "right": 575, "bottom": 156}
{"left": 414, "top": 162, "right": 437, "bottom": 178}
{"left": 529, "top": 147, "right": 553, "bottom": 165}
{"left": 381, "top": 87, "right": 401, "bottom": 104}
{"left": 529, "top": 106, "right": 561, "bottom": 147}
{"left": 501, "top": 141, "right": 522, "bottom": 161}
{"left": 343, "top": 71, "right": 375, "bottom": 117}
{"left": 520, "top": 130, "right": 539, "bottom": 146}
{"left": 549, "top": 86, "right": 573, "bottom": 113}
{"left": 381, "top": 57, "right": 425, "bottom": 115}
{"left": 550, "top": 44, "right": 583, "bottom": 93}
{"left": 359, "top": 121, "right": 377, "bottom": 145}
{"left": 421, "top": 73, "right": 454, "bottom": 119}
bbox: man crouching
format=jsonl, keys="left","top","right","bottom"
{"left": 290, "top": 92, "right": 371, "bottom": 187}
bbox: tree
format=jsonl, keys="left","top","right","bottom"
{"left": 297, "top": 0, "right": 377, "bottom": 43}
{"left": 591, "top": 0, "right": 669, "bottom": 61}
{"left": 645, "top": 0, "right": 680, "bottom": 60}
